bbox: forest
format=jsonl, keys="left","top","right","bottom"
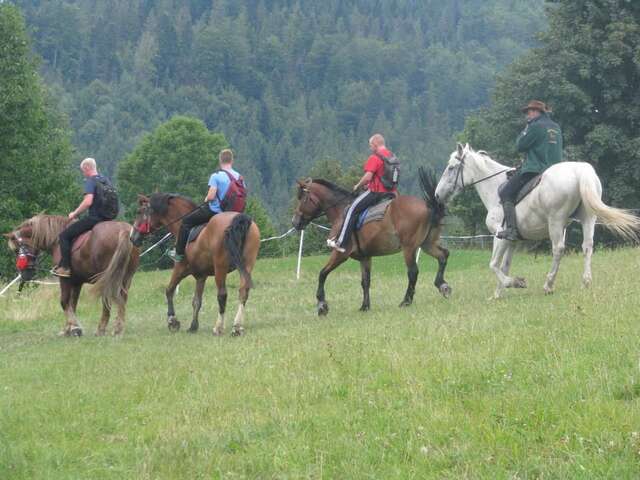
{"left": 2, "top": 0, "right": 640, "bottom": 275}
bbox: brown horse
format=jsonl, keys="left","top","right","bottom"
{"left": 292, "top": 170, "right": 450, "bottom": 315}
{"left": 5, "top": 215, "right": 139, "bottom": 336}
{"left": 130, "top": 193, "right": 260, "bottom": 336}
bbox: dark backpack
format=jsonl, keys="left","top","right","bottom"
{"left": 94, "top": 176, "right": 119, "bottom": 219}
{"left": 376, "top": 151, "right": 400, "bottom": 190}
{"left": 217, "top": 170, "right": 247, "bottom": 212}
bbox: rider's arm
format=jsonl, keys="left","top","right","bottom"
{"left": 353, "top": 171, "right": 374, "bottom": 191}
{"left": 204, "top": 185, "right": 217, "bottom": 202}
{"left": 69, "top": 194, "right": 94, "bottom": 219}
{"left": 516, "top": 123, "right": 544, "bottom": 152}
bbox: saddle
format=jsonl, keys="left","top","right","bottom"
{"left": 187, "top": 224, "right": 207, "bottom": 244}
{"left": 72, "top": 231, "right": 92, "bottom": 253}
{"left": 355, "top": 199, "right": 393, "bottom": 230}
{"left": 498, "top": 173, "right": 542, "bottom": 205}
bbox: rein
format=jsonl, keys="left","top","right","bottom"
{"left": 454, "top": 154, "right": 514, "bottom": 190}
{"left": 299, "top": 186, "right": 353, "bottom": 225}
{"left": 136, "top": 201, "right": 208, "bottom": 236}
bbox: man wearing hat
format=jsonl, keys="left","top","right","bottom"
{"left": 496, "top": 100, "right": 563, "bottom": 241}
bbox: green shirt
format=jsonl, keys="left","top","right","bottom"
{"left": 516, "top": 113, "right": 563, "bottom": 174}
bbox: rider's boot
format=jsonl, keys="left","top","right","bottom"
{"left": 496, "top": 201, "right": 519, "bottom": 241}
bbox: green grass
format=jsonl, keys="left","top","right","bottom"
{"left": 2, "top": 248, "right": 640, "bottom": 479}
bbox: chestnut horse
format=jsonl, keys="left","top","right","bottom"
{"left": 5, "top": 215, "right": 139, "bottom": 336}
{"left": 130, "top": 194, "right": 260, "bottom": 336}
{"left": 291, "top": 170, "right": 450, "bottom": 315}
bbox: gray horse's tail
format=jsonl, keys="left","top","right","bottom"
{"left": 224, "top": 213, "right": 253, "bottom": 287}
{"left": 419, "top": 166, "right": 446, "bottom": 227}
{"left": 579, "top": 166, "right": 640, "bottom": 242}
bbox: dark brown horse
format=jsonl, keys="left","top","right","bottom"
{"left": 292, "top": 170, "right": 450, "bottom": 315}
{"left": 130, "top": 193, "right": 260, "bottom": 336}
{"left": 5, "top": 215, "right": 139, "bottom": 336}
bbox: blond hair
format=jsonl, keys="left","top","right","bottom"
{"left": 369, "top": 134, "right": 385, "bottom": 147}
{"left": 219, "top": 149, "right": 234, "bottom": 165}
{"left": 80, "top": 157, "right": 97, "bottom": 170}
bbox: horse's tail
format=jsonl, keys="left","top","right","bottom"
{"left": 224, "top": 213, "right": 253, "bottom": 287}
{"left": 419, "top": 166, "right": 446, "bottom": 227}
{"left": 91, "top": 229, "right": 136, "bottom": 308}
{"left": 579, "top": 166, "right": 640, "bottom": 242}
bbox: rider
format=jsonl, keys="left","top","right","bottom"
{"left": 170, "top": 148, "right": 244, "bottom": 262}
{"left": 496, "top": 100, "right": 563, "bottom": 241}
{"left": 53, "top": 157, "right": 114, "bottom": 278}
{"left": 327, "top": 133, "right": 397, "bottom": 253}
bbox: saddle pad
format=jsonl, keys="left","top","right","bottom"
{"left": 187, "top": 224, "right": 207, "bottom": 244}
{"left": 498, "top": 174, "right": 542, "bottom": 205}
{"left": 356, "top": 199, "right": 392, "bottom": 230}
{"left": 72, "top": 231, "right": 91, "bottom": 253}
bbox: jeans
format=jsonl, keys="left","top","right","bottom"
{"left": 175, "top": 205, "right": 216, "bottom": 255}
{"left": 499, "top": 171, "right": 538, "bottom": 203}
{"left": 59, "top": 216, "right": 103, "bottom": 268}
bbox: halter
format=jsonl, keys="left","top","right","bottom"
{"left": 452, "top": 152, "right": 514, "bottom": 190}
{"left": 12, "top": 234, "right": 38, "bottom": 273}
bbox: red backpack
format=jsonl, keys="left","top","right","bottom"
{"left": 217, "top": 170, "right": 247, "bottom": 212}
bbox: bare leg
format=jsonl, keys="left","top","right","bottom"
{"left": 359, "top": 257, "right": 371, "bottom": 311}
{"left": 316, "top": 250, "right": 350, "bottom": 316}
{"left": 188, "top": 277, "right": 206, "bottom": 333}
{"left": 213, "top": 270, "right": 227, "bottom": 336}
{"left": 543, "top": 221, "right": 566, "bottom": 294}
{"left": 165, "top": 263, "right": 190, "bottom": 332}
{"left": 580, "top": 216, "right": 596, "bottom": 288}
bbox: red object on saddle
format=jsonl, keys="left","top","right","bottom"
{"left": 219, "top": 171, "right": 247, "bottom": 213}
{"left": 137, "top": 221, "right": 151, "bottom": 234}
{"left": 16, "top": 254, "right": 29, "bottom": 271}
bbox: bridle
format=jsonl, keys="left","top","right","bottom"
{"left": 451, "top": 152, "right": 514, "bottom": 190}
{"left": 11, "top": 233, "right": 38, "bottom": 274}
{"left": 132, "top": 200, "right": 208, "bottom": 239}
{"left": 295, "top": 184, "right": 353, "bottom": 228}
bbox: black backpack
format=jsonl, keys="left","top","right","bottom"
{"left": 94, "top": 176, "right": 119, "bottom": 219}
{"left": 376, "top": 151, "right": 400, "bottom": 190}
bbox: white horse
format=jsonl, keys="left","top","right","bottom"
{"left": 435, "top": 143, "right": 640, "bottom": 298}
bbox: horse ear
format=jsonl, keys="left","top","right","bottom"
{"left": 296, "top": 179, "right": 305, "bottom": 187}
{"left": 457, "top": 143, "right": 464, "bottom": 156}
{"left": 464, "top": 143, "right": 470, "bottom": 151}
{"left": 137, "top": 194, "right": 149, "bottom": 205}
{"left": 2, "top": 232, "right": 12, "bottom": 239}
{"left": 304, "top": 177, "right": 312, "bottom": 186}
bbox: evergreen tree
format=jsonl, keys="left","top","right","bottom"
{"left": 0, "top": 3, "right": 76, "bottom": 278}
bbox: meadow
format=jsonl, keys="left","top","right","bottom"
{"left": 1, "top": 247, "right": 640, "bottom": 479}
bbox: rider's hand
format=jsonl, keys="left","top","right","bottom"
{"left": 68, "top": 212, "right": 76, "bottom": 219}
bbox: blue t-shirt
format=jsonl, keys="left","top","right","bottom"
{"left": 83, "top": 174, "right": 108, "bottom": 218}
{"left": 208, "top": 168, "right": 241, "bottom": 213}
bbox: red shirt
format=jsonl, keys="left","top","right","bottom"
{"left": 364, "top": 146, "right": 396, "bottom": 193}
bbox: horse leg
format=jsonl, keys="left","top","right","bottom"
{"left": 580, "top": 215, "right": 596, "bottom": 288}
{"left": 316, "top": 251, "right": 349, "bottom": 316}
{"left": 96, "top": 301, "right": 110, "bottom": 336}
{"left": 399, "top": 249, "right": 418, "bottom": 307}
{"left": 423, "top": 240, "right": 452, "bottom": 299}
{"left": 188, "top": 277, "right": 206, "bottom": 333}
{"left": 165, "top": 264, "right": 190, "bottom": 332}
{"left": 112, "top": 290, "right": 128, "bottom": 336}
{"left": 68, "top": 283, "right": 83, "bottom": 337}
{"left": 543, "top": 221, "right": 566, "bottom": 294}
{"left": 359, "top": 257, "right": 371, "bottom": 311}
{"left": 58, "top": 280, "right": 81, "bottom": 337}
{"left": 231, "top": 273, "right": 251, "bottom": 337}
{"left": 213, "top": 270, "right": 227, "bottom": 336}
{"left": 489, "top": 238, "right": 525, "bottom": 299}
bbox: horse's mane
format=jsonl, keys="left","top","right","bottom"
{"left": 311, "top": 179, "right": 353, "bottom": 198}
{"left": 149, "top": 193, "right": 197, "bottom": 215}
{"left": 27, "top": 215, "right": 73, "bottom": 250}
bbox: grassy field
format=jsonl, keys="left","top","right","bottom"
{"left": 1, "top": 247, "right": 640, "bottom": 479}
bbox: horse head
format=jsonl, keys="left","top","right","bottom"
{"left": 292, "top": 178, "right": 322, "bottom": 231}
{"left": 435, "top": 142, "right": 474, "bottom": 204}
{"left": 130, "top": 194, "right": 155, "bottom": 246}
{"left": 4, "top": 220, "right": 39, "bottom": 280}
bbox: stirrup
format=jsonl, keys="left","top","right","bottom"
{"left": 495, "top": 229, "right": 518, "bottom": 241}
{"left": 167, "top": 249, "right": 184, "bottom": 262}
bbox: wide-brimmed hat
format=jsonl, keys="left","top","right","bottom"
{"left": 521, "top": 100, "right": 550, "bottom": 113}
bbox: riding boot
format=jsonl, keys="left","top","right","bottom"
{"left": 496, "top": 201, "right": 519, "bottom": 241}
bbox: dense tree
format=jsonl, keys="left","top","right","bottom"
{"left": 0, "top": 4, "right": 76, "bottom": 278}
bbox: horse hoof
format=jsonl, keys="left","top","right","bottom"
{"left": 439, "top": 283, "right": 452, "bottom": 298}
{"left": 95, "top": 330, "right": 106, "bottom": 337}
{"left": 187, "top": 326, "right": 199, "bottom": 334}
{"left": 359, "top": 304, "right": 370, "bottom": 312}
{"left": 213, "top": 327, "right": 224, "bottom": 336}
{"left": 70, "top": 327, "right": 83, "bottom": 337}
{"left": 231, "top": 326, "right": 245, "bottom": 337}
{"left": 167, "top": 316, "right": 181, "bottom": 332}
{"left": 544, "top": 287, "right": 554, "bottom": 295}
{"left": 399, "top": 300, "right": 412, "bottom": 308}
{"left": 514, "top": 277, "right": 527, "bottom": 288}
{"left": 317, "top": 302, "right": 329, "bottom": 316}
{"left": 57, "top": 330, "right": 70, "bottom": 337}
